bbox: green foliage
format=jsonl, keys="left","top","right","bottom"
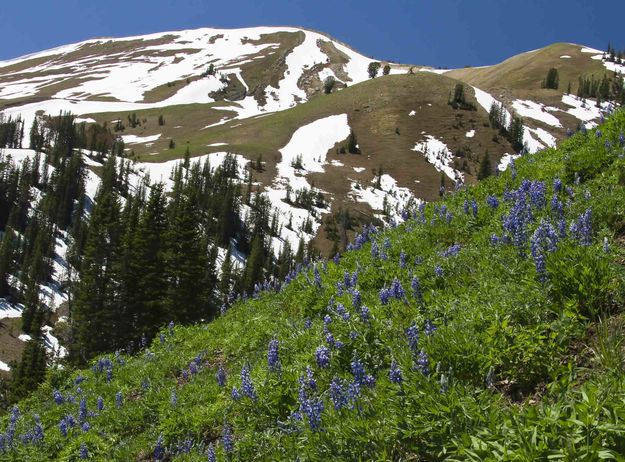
{"left": 541, "top": 67, "right": 560, "bottom": 89}
{"left": 3, "top": 110, "right": 625, "bottom": 460}
{"left": 367, "top": 61, "right": 381, "bottom": 79}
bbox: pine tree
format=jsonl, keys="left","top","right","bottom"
{"left": 348, "top": 130, "right": 359, "bottom": 154}
{"left": 478, "top": 151, "right": 492, "bottom": 180}
{"left": 9, "top": 323, "right": 47, "bottom": 402}
{"left": 367, "top": 62, "right": 381, "bottom": 79}
{"left": 383, "top": 64, "right": 391, "bottom": 75}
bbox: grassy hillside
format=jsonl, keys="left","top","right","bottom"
{"left": 1, "top": 109, "right": 625, "bottom": 460}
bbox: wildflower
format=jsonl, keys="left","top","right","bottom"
{"left": 553, "top": 178, "right": 562, "bottom": 193}
{"left": 231, "top": 387, "right": 241, "bottom": 400}
{"left": 531, "top": 220, "right": 559, "bottom": 280}
{"left": 359, "top": 305, "right": 370, "bottom": 323}
{"left": 406, "top": 322, "right": 419, "bottom": 352}
{"left": 216, "top": 366, "right": 226, "bottom": 387}
{"left": 79, "top": 442, "right": 89, "bottom": 459}
{"left": 329, "top": 378, "right": 348, "bottom": 410}
{"left": 415, "top": 350, "right": 430, "bottom": 375}
{"left": 391, "top": 278, "right": 405, "bottom": 299}
{"left": 490, "top": 234, "right": 501, "bottom": 245}
{"left": 313, "top": 267, "right": 322, "bottom": 288}
{"left": 470, "top": 199, "right": 478, "bottom": 217}
{"left": 154, "top": 434, "right": 165, "bottom": 461}
{"left": 486, "top": 195, "right": 499, "bottom": 208}
{"left": 81, "top": 422, "right": 90, "bottom": 433}
{"left": 439, "top": 374, "right": 449, "bottom": 393}
{"left": 33, "top": 415, "right": 44, "bottom": 443}
{"left": 323, "top": 314, "right": 332, "bottom": 326}
{"left": 96, "top": 396, "right": 104, "bottom": 412}
{"left": 170, "top": 390, "right": 177, "bottom": 408}
{"left": 399, "top": 250, "right": 407, "bottom": 268}
{"left": 53, "top": 389, "right": 64, "bottom": 405}
{"left": 570, "top": 208, "right": 592, "bottom": 246}
{"left": 604, "top": 237, "right": 610, "bottom": 253}
{"left": 411, "top": 276, "right": 423, "bottom": 303}
{"left": 222, "top": 423, "right": 234, "bottom": 453}
{"left": 424, "top": 319, "right": 437, "bottom": 336}
{"left": 240, "top": 364, "right": 257, "bottom": 400}
{"left": 115, "top": 391, "right": 123, "bottom": 408}
{"left": 440, "top": 244, "right": 461, "bottom": 257}
{"left": 59, "top": 417, "right": 68, "bottom": 438}
{"left": 303, "top": 318, "right": 312, "bottom": 329}
{"left": 352, "top": 289, "right": 362, "bottom": 310}
{"left": 168, "top": 321, "right": 175, "bottom": 336}
{"left": 596, "top": 129, "right": 602, "bottom": 138}
{"left": 268, "top": 339, "right": 281, "bottom": 372}
{"left": 207, "top": 444, "right": 216, "bottom": 462}
{"left": 434, "top": 265, "right": 443, "bottom": 277}
{"left": 389, "top": 360, "right": 403, "bottom": 384}
{"left": 315, "top": 346, "right": 330, "bottom": 369}
{"left": 78, "top": 398, "right": 87, "bottom": 422}
{"left": 379, "top": 288, "right": 391, "bottom": 305}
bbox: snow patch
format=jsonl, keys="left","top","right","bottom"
{"left": 497, "top": 153, "right": 519, "bottom": 172}
{"left": 353, "top": 167, "right": 366, "bottom": 173}
{"left": 560, "top": 55, "right": 571, "bottom": 59}
{"left": 411, "top": 135, "right": 463, "bottom": 182}
{"left": 408, "top": 110, "right": 416, "bottom": 116}
{"left": 465, "top": 129, "right": 475, "bottom": 138}
{"left": 0, "top": 361, "right": 9, "bottom": 372}
{"left": 511, "top": 100, "right": 562, "bottom": 128}
{"left": 122, "top": 134, "right": 161, "bottom": 144}
{"left": 349, "top": 174, "right": 421, "bottom": 223}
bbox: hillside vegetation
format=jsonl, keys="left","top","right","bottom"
{"left": 1, "top": 107, "right": 625, "bottom": 460}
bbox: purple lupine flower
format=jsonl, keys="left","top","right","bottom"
{"left": 154, "top": 434, "right": 165, "bottom": 461}
{"left": 619, "top": 133, "right": 625, "bottom": 146}
{"left": 53, "top": 389, "right": 64, "bottom": 405}
{"left": 329, "top": 377, "right": 348, "bottom": 410}
{"left": 359, "top": 305, "right": 370, "bottom": 322}
{"left": 59, "top": 417, "right": 68, "bottom": 438}
{"left": 65, "top": 414, "right": 76, "bottom": 428}
{"left": 222, "top": 424, "right": 234, "bottom": 453}
{"left": 605, "top": 140, "right": 612, "bottom": 149}
{"left": 352, "top": 289, "right": 361, "bottom": 310}
{"left": 486, "top": 195, "right": 499, "bottom": 209}
{"left": 596, "top": 129, "right": 602, "bottom": 138}
{"left": 79, "top": 442, "right": 89, "bottom": 459}
{"left": 240, "top": 364, "right": 257, "bottom": 400}
{"left": 528, "top": 181, "right": 547, "bottom": 210}
{"left": 207, "top": 444, "right": 216, "bottom": 462}
{"left": 391, "top": 278, "right": 405, "bottom": 299}
{"left": 441, "top": 244, "right": 461, "bottom": 257}
{"left": 434, "top": 265, "right": 443, "bottom": 277}
{"left": 604, "top": 237, "right": 610, "bottom": 253}
{"left": 553, "top": 178, "right": 562, "bottom": 193}
{"left": 570, "top": 208, "right": 592, "bottom": 246}
{"left": 411, "top": 276, "right": 423, "bottom": 303}
{"left": 115, "top": 391, "right": 123, "bottom": 408}
{"left": 415, "top": 350, "right": 430, "bottom": 375}
{"left": 490, "top": 234, "right": 501, "bottom": 245}
{"left": 168, "top": 321, "right": 175, "bottom": 336}
{"left": 351, "top": 356, "right": 366, "bottom": 386}
{"left": 389, "top": 360, "right": 403, "bottom": 384}
{"left": 333, "top": 253, "right": 340, "bottom": 264}
{"left": 323, "top": 314, "right": 332, "bottom": 326}
{"left": 231, "top": 387, "right": 241, "bottom": 400}
{"left": 96, "top": 396, "right": 104, "bottom": 412}
{"left": 268, "top": 339, "right": 280, "bottom": 372}
{"left": 216, "top": 366, "right": 226, "bottom": 387}
{"left": 530, "top": 220, "right": 559, "bottom": 280}
{"left": 106, "top": 369, "right": 113, "bottom": 383}
{"left": 313, "top": 267, "right": 322, "bottom": 288}
{"left": 78, "top": 398, "right": 87, "bottom": 422}
{"left": 304, "top": 318, "right": 312, "bottom": 329}
{"left": 189, "top": 361, "right": 198, "bottom": 376}
{"left": 424, "top": 319, "right": 437, "bottom": 336}
{"left": 33, "top": 415, "right": 44, "bottom": 443}
{"left": 315, "top": 346, "right": 330, "bottom": 368}
{"left": 463, "top": 200, "right": 469, "bottom": 215}
{"left": 170, "top": 390, "right": 177, "bottom": 408}
{"left": 81, "top": 422, "right": 90, "bottom": 433}
{"left": 399, "top": 251, "right": 407, "bottom": 269}
{"left": 379, "top": 288, "right": 391, "bottom": 305}
{"left": 470, "top": 199, "right": 478, "bottom": 217}
{"left": 406, "top": 322, "right": 419, "bottom": 352}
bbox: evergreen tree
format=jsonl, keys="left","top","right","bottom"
{"left": 478, "top": 151, "right": 492, "bottom": 180}
{"left": 383, "top": 64, "right": 391, "bottom": 75}
{"left": 542, "top": 68, "right": 560, "bottom": 89}
{"left": 367, "top": 62, "right": 381, "bottom": 79}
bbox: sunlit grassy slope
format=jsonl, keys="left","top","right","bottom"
{"left": 2, "top": 111, "right": 625, "bottom": 461}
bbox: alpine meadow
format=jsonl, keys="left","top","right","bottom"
{"left": 0, "top": 13, "right": 624, "bottom": 462}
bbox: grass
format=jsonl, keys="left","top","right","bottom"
{"left": 1, "top": 108, "right": 625, "bottom": 461}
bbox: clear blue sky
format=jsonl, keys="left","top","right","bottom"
{"left": 1, "top": 0, "right": 623, "bottom": 68}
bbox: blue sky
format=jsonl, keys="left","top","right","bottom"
{"left": 1, "top": 0, "right": 623, "bottom": 67}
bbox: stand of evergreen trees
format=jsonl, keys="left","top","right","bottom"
{"left": 488, "top": 101, "right": 525, "bottom": 152}
{"left": 0, "top": 111, "right": 313, "bottom": 401}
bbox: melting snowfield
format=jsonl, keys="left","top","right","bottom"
{"left": 263, "top": 114, "right": 351, "bottom": 253}
{"left": 349, "top": 174, "right": 420, "bottom": 222}
{"left": 412, "top": 135, "right": 463, "bottom": 182}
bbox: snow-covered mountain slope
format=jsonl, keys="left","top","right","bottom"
{"left": 0, "top": 26, "right": 383, "bottom": 131}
